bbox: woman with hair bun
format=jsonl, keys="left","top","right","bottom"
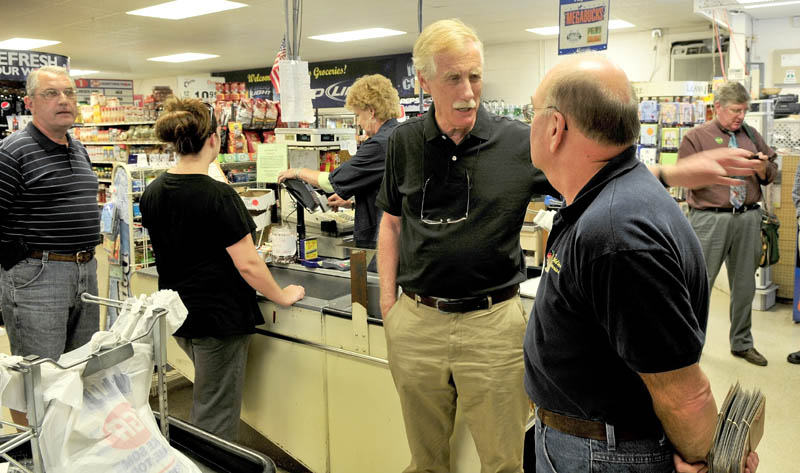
{"left": 140, "top": 97, "right": 304, "bottom": 441}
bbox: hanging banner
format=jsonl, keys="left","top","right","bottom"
{"left": 215, "top": 53, "right": 415, "bottom": 109}
{"left": 0, "top": 49, "right": 70, "bottom": 81}
{"left": 558, "top": 0, "right": 610, "bottom": 55}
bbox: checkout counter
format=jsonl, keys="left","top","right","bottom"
{"left": 130, "top": 260, "right": 540, "bottom": 473}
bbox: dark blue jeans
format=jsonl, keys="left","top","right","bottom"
{"left": 535, "top": 416, "right": 674, "bottom": 472}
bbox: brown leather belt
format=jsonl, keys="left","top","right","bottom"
{"left": 28, "top": 249, "right": 95, "bottom": 264}
{"left": 538, "top": 407, "right": 661, "bottom": 442}
{"left": 402, "top": 284, "right": 519, "bottom": 313}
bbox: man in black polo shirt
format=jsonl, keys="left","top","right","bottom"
{"left": 376, "top": 19, "right": 555, "bottom": 472}
{"left": 523, "top": 54, "right": 758, "bottom": 472}
{"left": 0, "top": 66, "right": 100, "bottom": 370}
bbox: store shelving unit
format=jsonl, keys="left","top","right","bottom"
{"left": 111, "top": 163, "right": 170, "bottom": 271}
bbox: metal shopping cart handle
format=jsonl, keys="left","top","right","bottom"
{"left": 14, "top": 294, "right": 167, "bottom": 377}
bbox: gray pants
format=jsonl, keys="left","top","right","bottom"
{"left": 175, "top": 334, "right": 251, "bottom": 441}
{"left": 689, "top": 208, "right": 762, "bottom": 351}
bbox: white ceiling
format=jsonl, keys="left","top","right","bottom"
{"left": 2, "top": 0, "right": 798, "bottom": 79}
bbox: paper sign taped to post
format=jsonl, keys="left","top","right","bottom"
{"left": 256, "top": 143, "right": 288, "bottom": 183}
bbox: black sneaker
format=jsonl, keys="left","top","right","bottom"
{"left": 788, "top": 351, "right": 800, "bottom": 365}
{"left": 731, "top": 348, "right": 768, "bottom": 366}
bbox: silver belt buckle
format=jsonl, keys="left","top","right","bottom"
{"left": 76, "top": 250, "right": 92, "bottom": 263}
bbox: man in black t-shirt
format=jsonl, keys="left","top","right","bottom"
{"left": 523, "top": 53, "right": 758, "bottom": 473}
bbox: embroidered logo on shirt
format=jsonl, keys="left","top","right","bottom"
{"left": 715, "top": 137, "right": 724, "bottom": 145}
{"left": 544, "top": 251, "right": 561, "bottom": 274}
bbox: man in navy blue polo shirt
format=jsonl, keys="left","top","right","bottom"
{"left": 0, "top": 66, "right": 100, "bottom": 366}
{"left": 523, "top": 54, "right": 758, "bottom": 473}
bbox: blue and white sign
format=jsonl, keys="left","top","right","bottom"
{"left": 558, "top": 0, "right": 610, "bottom": 55}
{"left": 0, "top": 49, "right": 70, "bottom": 81}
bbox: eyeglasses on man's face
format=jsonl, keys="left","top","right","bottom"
{"left": 523, "top": 104, "right": 569, "bottom": 130}
{"left": 37, "top": 88, "right": 78, "bottom": 101}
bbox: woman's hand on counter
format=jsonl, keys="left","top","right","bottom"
{"left": 280, "top": 284, "right": 306, "bottom": 306}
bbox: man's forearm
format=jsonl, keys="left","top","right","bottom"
{"left": 377, "top": 215, "right": 401, "bottom": 316}
{"left": 640, "top": 364, "right": 718, "bottom": 463}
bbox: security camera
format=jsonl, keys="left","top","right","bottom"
{"left": 651, "top": 28, "right": 662, "bottom": 38}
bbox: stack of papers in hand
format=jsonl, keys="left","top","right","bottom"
{"left": 708, "top": 382, "right": 766, "bottom": 473}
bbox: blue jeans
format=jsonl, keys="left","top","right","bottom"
{"left": 535, "top": 417, "right": 674, "bottom": 472}
{"left": 1, "top": 255, "right": 99, "bottom": 360}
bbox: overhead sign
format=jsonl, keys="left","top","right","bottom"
{"left": 558, "top": 0, "right": 610, "bottom": 55}
{"left": 215, "top": 53, "right": 415, "bottom": 108}
{"left": 73, "top": 78, "right": 134, "bottom": 105}
{"left": 0, "top": 49, "right": 70, "bottom": 81}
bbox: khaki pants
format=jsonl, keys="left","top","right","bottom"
{"left": 385, "top": 293, "right": 530, "bottom": 473}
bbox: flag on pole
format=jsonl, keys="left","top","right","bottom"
{"left": 271, "top": 36, "right": 287, "bottom": 100}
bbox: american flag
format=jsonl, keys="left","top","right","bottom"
{"left": 271, "top": 36, "right": 287, "bottom": 100}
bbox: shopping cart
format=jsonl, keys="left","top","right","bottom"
{"left": 0, "top": 293, "right": 275, "bottom": 473}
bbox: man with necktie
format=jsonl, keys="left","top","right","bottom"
{"left": 678, "top": 81, "right": 777, "bottom": 366}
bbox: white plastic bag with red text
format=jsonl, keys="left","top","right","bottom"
{"left": 38, "top": 342, "right": 200, "bottom": 473}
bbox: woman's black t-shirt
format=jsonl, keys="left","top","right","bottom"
{"left": 140, "top": 172, "right": 263, "bottom": 338}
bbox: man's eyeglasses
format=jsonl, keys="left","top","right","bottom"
{"left": 37, "top": 88, "right": 77, "bottom": 101}
{"left": 523, "top": 104, "right": 568, "bottom": 130}
{"left": 420, "top": 170, "right": 471, "bottom": 225}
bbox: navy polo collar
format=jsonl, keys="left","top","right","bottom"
{"left": 25, "top": 122, "right": 74, "bottom": 152}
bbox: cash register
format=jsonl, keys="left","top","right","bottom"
{"left": 280, "top": 179, "right": 355, "bottom": 259}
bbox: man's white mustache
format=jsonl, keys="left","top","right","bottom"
{"left": 453, "top": 99, "right": 476, "bottom": 109}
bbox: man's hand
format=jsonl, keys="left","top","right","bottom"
{"left": 380, "top": 294, "right": 397, "bottom": 319}
{"left": 661, "top": 148, "right": 759, "bottom": 189}
{"left": 673, "top": 454, "right": 707, "bottom": 473}
{"left": 327, "top": 193, "right": 353, "bottom": 209}
{"left": 673, "top": 451, "right": 758, "bottom": 473}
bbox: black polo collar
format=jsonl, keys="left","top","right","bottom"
{"left": 25, "top": 122, "right": 73, "bottom": 152}
{"left": 557, "top": 145, "right": 639, "bottom": 223}
{"left": 423, "top": 102, "right": 491, "bottom": 144}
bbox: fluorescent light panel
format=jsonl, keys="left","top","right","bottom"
{"left": 743, "top": 0, "right": 800, "bottom": 8}
{"left": 127, "top": 0, "right": 247, "bottom": 20}
{"left": 69, "top": 69, "right": 99, "bottom": 76}
{"left": 736, "top": 0, "right": 772, "bottom": 4}
{"left": 147, "top": 53, "right": 219, "bottom": 63}
{"left": 0, "top": 38, "right": 60, "bottom": 50}
{"left": 526, "top": 19, "right": 635, "bottom": 36}
{"left": 309, "top": 28, "right": 406, "bottom": 42}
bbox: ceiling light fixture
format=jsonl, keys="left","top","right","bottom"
{"left": 0, "top": 38, "right": 61, "bottom": 50}
{"left": 127, "top": 0, "right": 247, "bottom": 20}
{"left": 69, "top": 69, "right": 99, "bottom": 76}
{"left": 743, "top": 0, "right": 800, "bottom": 8}
{"left": 309, "top": 28, "right": 406, "bottom": 42}
{"left": 526, "top": 19, "right": 635, "bottom": 36}
{"left": 147, "top": 53, "right": 219, "bottom": 63}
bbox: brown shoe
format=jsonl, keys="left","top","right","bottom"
{"left": 788, "top": 351, "right": 800, "bottom": 365}
{"left": 731, "top": 348, "right": 768, "bottom": 366}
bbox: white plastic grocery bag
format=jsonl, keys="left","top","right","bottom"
{"left": 38, "top": 342, "right": 200, "bottom": 473}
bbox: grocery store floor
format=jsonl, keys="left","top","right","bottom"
{"left": 158, "top": 288, "right": 800, "bottom": 472}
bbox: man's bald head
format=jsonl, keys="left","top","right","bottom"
{"left": 538, "top": 53, "right": 639, "bottom": 147}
